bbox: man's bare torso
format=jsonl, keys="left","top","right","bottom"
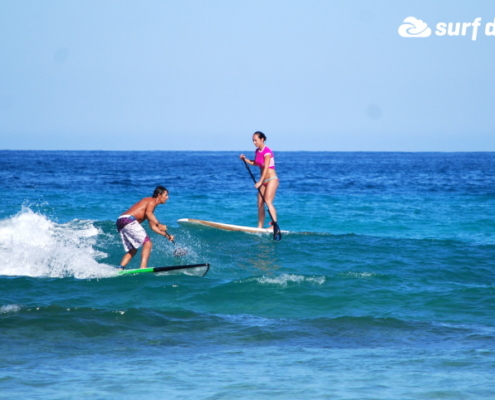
{"left": 122, "top": 197, "right": 156, "bottom": 223}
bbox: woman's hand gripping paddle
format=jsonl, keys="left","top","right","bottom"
{"left": 242, "top": 159, "right": 282, "bottom": 241}
{"left": 164, "top": 231, "right": 188, "bottom": 257}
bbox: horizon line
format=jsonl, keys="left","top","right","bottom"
{"left": 1, "top": 149, "right": 495, "bottom": 153}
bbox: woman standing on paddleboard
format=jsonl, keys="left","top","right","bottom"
{"left": 240, "top": 131, "right": 279, "bottom": 229}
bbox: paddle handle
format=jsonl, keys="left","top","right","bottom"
{"left": 164, "top": 230, "right": 175, "bottom": 244}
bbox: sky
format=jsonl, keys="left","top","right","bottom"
{"left": 1, "top": 1, "right": 494, "bottom": 151}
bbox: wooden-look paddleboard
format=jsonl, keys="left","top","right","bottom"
{"left": 177, "top": 218, "right": 289, "bottom": 234}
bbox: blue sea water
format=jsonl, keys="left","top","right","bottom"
{"left": 1, "top": 150, "right": 495, "bottom": 399}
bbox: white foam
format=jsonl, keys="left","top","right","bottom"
{"left": 0, "top": 304, "right": 22, "bottom": 314}
{"left": 342, "top": 271, "right": 376, "bottom": 279}
{"left": 0, "top": 207, "right": 117, "bottom": 279}
{"left": 257, "top": 274, "right": 326, "bottom": 287}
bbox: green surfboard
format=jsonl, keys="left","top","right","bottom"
{"left": 118, "top": 263, "right": 210, "bottom": 277}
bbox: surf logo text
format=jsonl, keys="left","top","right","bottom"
{"left": 399, "top": 17, "right": 495, "bottom": 41}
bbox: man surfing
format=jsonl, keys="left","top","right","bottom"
{"left": 116, "top": 186, "right": 174, "bottom": 269}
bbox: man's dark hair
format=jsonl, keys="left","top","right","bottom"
{"left": 152, "top": 185, "right": 168, "bottom": 198}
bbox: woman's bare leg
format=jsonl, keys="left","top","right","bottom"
{"left": 263, "top": 179, "right": 279, "bottom": 224}
{"left": 257, "top": 188, "right": 266, "bottom": 228}
{"left": 257, "top": 179, "right": 279, "bottom": 228}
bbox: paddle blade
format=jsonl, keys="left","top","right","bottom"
{"left": 169, "top": 238, "right": 188, "bottom": 257}
{"left": 173, "top": 247, "right": 188, "bottom": 257}
{"left": 272, "top": 223, "right": 282, "bottom": 241}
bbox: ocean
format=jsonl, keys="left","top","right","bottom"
{"left": 1, "top": 151, "right": 495, "bottom": 399}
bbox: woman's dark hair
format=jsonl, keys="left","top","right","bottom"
{"left": 152, "top": 185, "right": 168, "bottom": 198}
{"left": 254, "top": 131, "right": 267, "bottom": 141}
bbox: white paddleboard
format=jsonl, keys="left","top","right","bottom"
{"left": 177, "top": 218, "right": 289, "bottom": 234}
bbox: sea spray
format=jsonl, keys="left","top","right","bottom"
{"left": 0, "top": 207, "right": 115, "bottom": 279}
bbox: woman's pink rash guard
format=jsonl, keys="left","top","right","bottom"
{"left": 254, "top": 146, "right": 275, "bottom": 169}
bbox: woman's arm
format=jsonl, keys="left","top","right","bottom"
{"left": 239, "top": 154, "right": 255, "bottom": 165}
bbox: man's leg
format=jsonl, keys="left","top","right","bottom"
{"left": 139, "top": 240, "right": 153, "bottom": 269}
{"left": 119, "top": 248, "right": 137, "bottom": 269}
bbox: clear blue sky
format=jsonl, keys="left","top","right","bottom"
{"left": 1, "top": 1, "right": 494, "bottom": 151}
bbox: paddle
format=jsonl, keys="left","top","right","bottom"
{"left": 242, "top": 159, "right": 282, "bottom": 241}
{"left": 164, "top": 231, "right": 188, "bottom": 257}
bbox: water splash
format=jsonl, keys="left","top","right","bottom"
{"left": 256, "top": 274, "right": 326, "bottom": 287}
{"left": 0, "top": 304, "right": 22, "bottom": 314}
{"left": 0, "top": 207, "right": 116, "bottom": 279}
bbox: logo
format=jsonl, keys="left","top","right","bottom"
{"left": 398, "top": 17, "right": 432, "bottom": 38}
{"left": 399, "top": 16, "right": 495, "bottom": 41}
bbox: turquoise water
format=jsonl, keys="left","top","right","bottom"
{"left": 1, "top": 151, "right": 495, "bottom": 399}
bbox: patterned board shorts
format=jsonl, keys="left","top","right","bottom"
{"left": 116, "top": 215, "right": 150, "bottom": 252}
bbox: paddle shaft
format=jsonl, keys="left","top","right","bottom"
{"left": 164, "top": 230, "right": 188, "bottom": 256}
{"left": 163, "top": 230, "right": 175, "bottom": 245}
